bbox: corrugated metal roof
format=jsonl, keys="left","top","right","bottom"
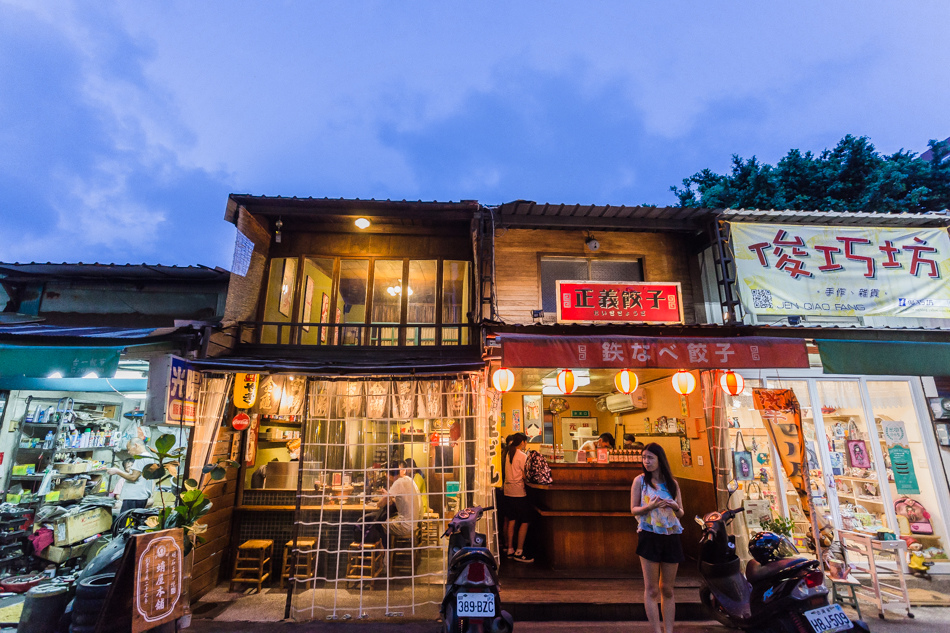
{"left": 226, "top": 194, "right": 480, "bottom": 224}
{"left": 0, "top": 263, "right": 229, "bottom": 281}
{"left": 495, "top": 201, "right": 950, "bottom": 231}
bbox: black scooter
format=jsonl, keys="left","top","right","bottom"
{"left": 440, "top": 505, "right": 514, "bottom": 633}
{"left": 697, "top": 508, "right": 869, "bottom": 633}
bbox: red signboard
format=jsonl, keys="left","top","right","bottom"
{"left": 501, "top": 334, "right": 809, "bottom": 369}
{"left": 231, "top": 412, "right": 250, "bottom": 431}
{"left": 556, "top": 281, "right": 683, "bottom": 324}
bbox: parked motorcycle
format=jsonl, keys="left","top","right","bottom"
{"left": 696, "top": 508, "right": 869, "bottom": 633}
{"left": 440, "top": 505, "right": 513, "bottom": 633}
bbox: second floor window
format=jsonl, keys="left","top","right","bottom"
{"left": 540, "top": 257, "right": 643, "bottom": 313}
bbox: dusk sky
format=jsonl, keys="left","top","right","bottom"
{"left": 1, "top": 2, "right": 948, "bottom": 269}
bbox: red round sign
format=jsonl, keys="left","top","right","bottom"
{"left": 232, "top": 413, "right": 250, "bottom": 431}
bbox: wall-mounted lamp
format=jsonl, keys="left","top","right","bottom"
{"left": 585, "top": 231, "right": 600, "bottom": 252}
{"left": 355, "top": 217, "right": 371, "bottom": 229}
{"left": 275, "top": 218, "right": 283, "bottom": 243}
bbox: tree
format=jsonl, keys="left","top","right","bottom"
{"left": 671, "top": 135, "right": 950, "bottom": 213}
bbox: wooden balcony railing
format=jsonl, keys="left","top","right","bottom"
{"left": 237, "top": 321, "right": 476, "bottom": 348}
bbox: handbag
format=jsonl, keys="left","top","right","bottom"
{"left": 742, "top": 481, "right": 770, "bottom": 531}
{"left": 895, "top": 497, "right": 933, "bottom": 535}
{"left": 733, "top": 431, "right": 753, "bottom": 481}
{"left": 846, "top": 421, "right": 871, "bottom": 468}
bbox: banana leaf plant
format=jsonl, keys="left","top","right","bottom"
{"left": 141, "top": 433, "right": 239, "bottom": 555}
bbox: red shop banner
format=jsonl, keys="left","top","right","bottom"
{"left": 556, "top": 281, "right": 683, "bottom": 324}
{"left": 501, "top": 334, "right": 809, "bottom": 369}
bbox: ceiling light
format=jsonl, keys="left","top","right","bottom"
{"left": 355, "top": 218, "right": 370, "bottom": 229}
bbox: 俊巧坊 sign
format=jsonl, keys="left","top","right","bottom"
{"left": 556, "top": 281, "right": 683, "bottom": 324}
{"left": 731, "top": 223, "right": 950, "bottom": 318}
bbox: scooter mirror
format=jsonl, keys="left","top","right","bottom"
{"left": 694, "top": 516, "right": 704, "bottom": 526}
{"left": 726, "top": 479, "right": 739, "bottom": 494}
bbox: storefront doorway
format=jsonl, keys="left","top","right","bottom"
{"left": 722, "top": 370, "right": 950, "bottom": 573}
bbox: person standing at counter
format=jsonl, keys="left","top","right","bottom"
{"left": 503, "top": 433, "right": 534, "bottom": 563}
{"left": 579, "top": 432, "right": 616, "bottom": 454}
{"left": 630, "top": 443, "right": 684, "bottom": 633}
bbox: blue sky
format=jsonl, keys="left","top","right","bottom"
{"left": 1, "top": 2, "right": 948, "bottom": 268}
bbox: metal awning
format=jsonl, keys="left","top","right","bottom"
{"left": 0, "top": 344, "right": 123, "bottom": 378}
{"left": 816, "top": 339, "right": 950, "bottom": 376}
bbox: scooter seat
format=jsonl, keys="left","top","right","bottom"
{"left": 745, "top": 557, "right": 815, "bottom": 584}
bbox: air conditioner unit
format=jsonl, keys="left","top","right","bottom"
{"left": 602, "top": 389, "right": 648, "bottom": 414}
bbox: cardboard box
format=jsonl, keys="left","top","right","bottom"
{"left": 51, "top": 507, "right": 112, "bottom": 546}
{"left": 55, "top": 463, "right": 91, "bottom": 475}
{"left": 37, "top": 542, "right": 91, "bottom": 563}
{"left": 52, "top": 479, "right": 86, "bottom": 501}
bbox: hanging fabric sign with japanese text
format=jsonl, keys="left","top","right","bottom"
{"left": 731, "top": 223, "right": 950, "bottom": 318}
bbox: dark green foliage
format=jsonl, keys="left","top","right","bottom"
{"left": 672, "top": 136, "right": 950, "bottom": 213}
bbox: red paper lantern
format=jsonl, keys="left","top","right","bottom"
{"left": 614, "top": 369, "right": 639, "bottom": 394}
{"left": 556, "top": 369, "right": 577, "bottom": 395}
{"left": 671, "top": 370, "right": 696, "bottom": 395}
{"left": 491, "top": 367, "right": 515, "bottom": 393}
{"left": 719, "top": 370, "right": 745, "bottom": 396}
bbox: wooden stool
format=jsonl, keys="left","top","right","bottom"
{"left": 389, "top": 527, "right": 419, "bottom": 577}
{"left": 420, "top": 512, "right": 440, "bottom": 546}
{"left": 830, "top": 575, "right": 863, "bottom": 621}
{"left": 230, "top": 539, "right": 273, "bottom": 593}
{"left": 345, "top": 541, "right": 384, "bottom": 588}
{"left": 280, "top": 538, "right": 317, "bottom": 588}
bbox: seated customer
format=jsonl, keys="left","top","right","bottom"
{"left": 362, "top": 461, "right": 422, "bottom": 544}
{"left": 580, "top": 432, "right": 616, "bottom": 454}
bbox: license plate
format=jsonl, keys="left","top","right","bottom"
{"left": 456, "top": 592, "right": 495, "bottom": 617}
{"left": 804, "top": 604, "right": 852, "bottom": 633}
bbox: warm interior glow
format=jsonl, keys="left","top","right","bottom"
{"left": 355, "top": 217, "right": 371, "bottom": 229}
{"left": 492, "top": 367, "right": 515, "bottom": 392}
{"left": 614, "top": 369, "right": 639, "bottom": 394}
{"left": 671, "top": 370, "right": 696, "bottom": 395}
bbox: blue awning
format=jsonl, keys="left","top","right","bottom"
{"left": 0, "top": 344, "right": 123, "bottom": 378}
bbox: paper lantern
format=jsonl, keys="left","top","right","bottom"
{"left": 556, "top": 369, "right": 577, "bottom": 394}
{"left": 614, "top": 369, "right": 639, "bottom": 395}
{"left": 719, "top": 370, "right": 745, "bottom": 396}
{"left": 492, "top": 367, "right": 515, "bottom": 393}
{"left": 671, "top": 370, "right": 696, "bottom": 395}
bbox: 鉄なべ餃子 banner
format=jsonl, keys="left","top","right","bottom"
{"left": 731, "top": 222, "right": 950, "bottom": 318}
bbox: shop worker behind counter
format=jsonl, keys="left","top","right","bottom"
{"left": 580, "top": 432, "right": 616, "bottom": 454}
{"left": 107, "top": 438, "right": 154, "bottom": 516}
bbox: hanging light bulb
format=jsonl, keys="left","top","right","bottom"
{"left": 556, "top": 369, "right": 577, "bottom": 394}
{"left": 719, "top": 370, "right": 745, "bottom": 396}
{"left": 355, "top": 217, "right": 370, "bottom": 229}
{"left": 492, "top": 367, "right": 515, "bottom": 392}
{"left": 275, "top": 218, "right": 283, "bottom": 243}
{"left": 671, "top": 370, "right": 696, "bottom": 395}
{"left": 614, "top": 369, "right": 639, "bottom": 395}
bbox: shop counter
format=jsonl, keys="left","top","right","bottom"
{"left": 526, "top": 463, "right": 715, "bottom": 569}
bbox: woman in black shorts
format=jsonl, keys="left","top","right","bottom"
{"left": 503, "top": 433, "right": 534, "bottom": 562}
{"left": 630, "top": 443, "right": 684, "bottom": 633}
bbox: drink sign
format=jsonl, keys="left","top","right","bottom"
{"left": 232, "top": 412, "right": 251, "bottom": 431}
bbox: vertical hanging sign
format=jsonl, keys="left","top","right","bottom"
{"left": 881, "top": 420, "right": 920, "bottom": 494}
{"left": 168, "top": 357, "right": 199, "bottom": 424}
{"left": 234, "top": 373, "right": 259, "bottom": 409}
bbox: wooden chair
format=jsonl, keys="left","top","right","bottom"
{"left": 230, "top": 539, "right": 273, "bottom": 593}
{"left": 345, "top": 540, "right": 385, "bottom": 588}
{"left": 280, "top": 538, "right": 317, "bottom": 588}
{"left": 389, "top": 524, "right": 422, "bottom": 577}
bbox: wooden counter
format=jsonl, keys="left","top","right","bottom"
{"left": 525, "top": 463, "right": 715, "bottom": 570}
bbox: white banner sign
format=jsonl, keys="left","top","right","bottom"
{"left": 731, "top": 222, "right": 950, "bottom": 318}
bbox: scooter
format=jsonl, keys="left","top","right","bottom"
{"left": 440, "top": 505, "right": 514, "bottom": 633}
{"left": 697, "top": 508, "right": 869, "bottom": 633}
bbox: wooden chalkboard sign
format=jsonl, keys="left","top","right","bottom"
{"left": 95, "top": 528, "right": 185, "bottom": 633}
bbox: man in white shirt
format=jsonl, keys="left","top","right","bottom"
{"left": 107, "top": 438, "right": 154, "bottom": 516}
{"left": 363, "top": 461, "right": 421, "bottom": 544}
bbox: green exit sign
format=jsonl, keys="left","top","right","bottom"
{"left": 571, "top": 410, "right": 591, "bottom": 417}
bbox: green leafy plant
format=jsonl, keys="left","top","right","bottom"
{"left": 141, "top": 433, "right": 238, "bottom": 555}
{"left": 759, "top": 516, "right": 795, "bottom": 537}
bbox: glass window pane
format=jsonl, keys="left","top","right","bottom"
{"left": 590, "top": 259, "right": 643, "bottom": 282}
{"left": 817, "top": 380, "right": 889, "bottom": 535}
{"left": 407, "top": 260, "right": 437, "bottom": 346}
{"left": 262, "top": 257, "right": 297, "bottom": 344}
{"left": 372, "top": 260, "right": 403, "bottom": 346}
{"left": 540, "top": 258, "right": 587, "bottom": 312}
{"left": 338, "top": 259, "right": 368, "bottom": 345}
{"left": 867, "top": 380, "right": 947, "bottom": 555}
{"left": 299, "top": 258, "right": 334, "bottom": 346}
{"left": 442, "top": 261, "right": 470, "bottom": 345}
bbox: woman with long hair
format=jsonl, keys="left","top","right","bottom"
{"left": 630, "top": 443, "right": 684, "bottom": 633}
{"left": 503, "top": 432, "right": 534, "bottom": 562}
